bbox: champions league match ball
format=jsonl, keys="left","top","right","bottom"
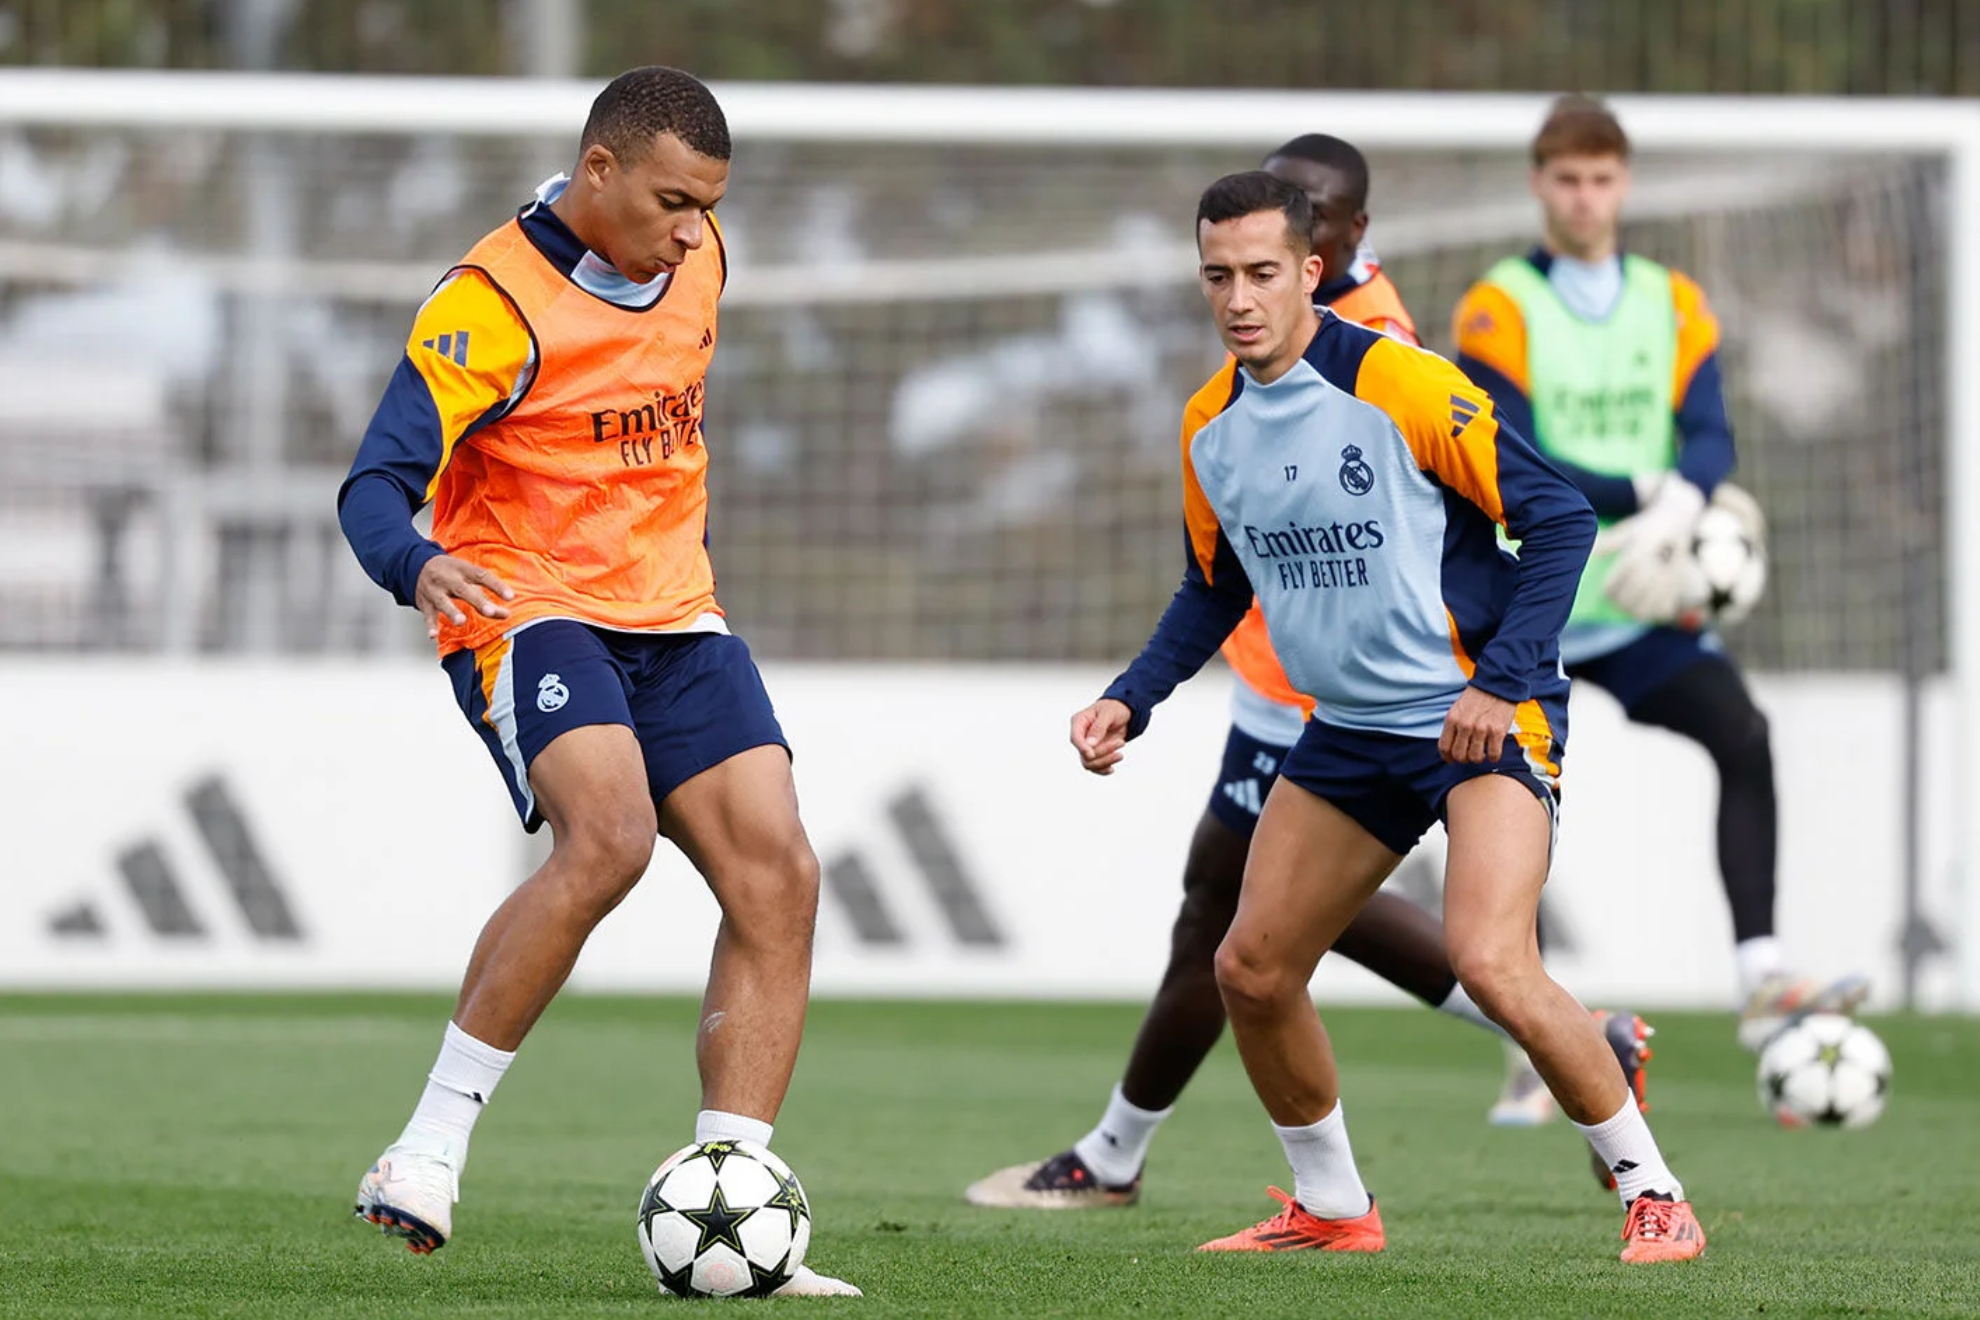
{"left": 1756, "top": 1014, "right": 1892, "bottom": 1129}
{"left": 637, "top": 1141, "right": 811, "bottom": 1297}
{"left": 1675, "top": 484, "right": 1767, "bottom": 631}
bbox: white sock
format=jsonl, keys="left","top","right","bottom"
{"left": 1072, "top": 1084, "right": 1172, "bottom": 1185}
{"left": 1735, "top": 936, "right": 1786, "bottom": 998}
{"left": 1437, "top": 983, "right": 1507, "bottom": 1038}
{"left": 1574, "top": 1097, "right": 1683, "bottom": 1206}
{"left": 695, "top": 1109, "right": 774, "bottom": 1148}
{"left": 397, "top": 1021, "right": 515, "bottom": 1166}
{"left": 1273, "top": 1102, "right": 1372, "bottom": 1220}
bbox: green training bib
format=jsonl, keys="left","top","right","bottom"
{"left": 1485, "top": 254, "right": 1678, "bottom": 627}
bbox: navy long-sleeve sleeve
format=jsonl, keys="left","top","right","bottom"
{"left": 338, "top": 465, "right": 443, "bottom": 608}
{"left": 337, "top": 353, "right": 461, "bottom": 606}
{"left": 1417, "top": 380, "right": 1596, "bottom": 704}
{"left": 337, "top": 269, "right": 534, "bottom": 612}
{"left": 1457, "top": 352, "right": 1640, "bottom": 520}
{"left": 1472, "top": 417, "right": 1596, "bottom": 702}
{"left": 1673, "top": 352, "right": 1736, "bottom": 496}
{"left": 1102, "top": 529, "right": 1254, "bottom": 739}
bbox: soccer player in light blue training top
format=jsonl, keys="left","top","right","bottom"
{"left": 965, "top": 135, "right": 1648, "bottom": 1214}
{"left": 1071, "top": 171, "right": 1705, "bottom": 1262}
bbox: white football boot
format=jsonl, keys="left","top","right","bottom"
{"left": 965, "top": 1149, "right": 1142, "bottom": 1209}
{"left": 1738, "top": 973, "right": 1871, "bottom": 1053}
{"left": 1486, "top": 1041, "right": 1557, "bottom": 1126}
{"left": 354, "top": 1142, "right": 459, "bottom": 1254}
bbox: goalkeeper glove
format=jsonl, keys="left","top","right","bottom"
{"left": 1599, "top": 473, "right": 1707, "bottom": 623}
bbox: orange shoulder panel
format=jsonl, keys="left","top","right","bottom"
{"left": 1330, "top": 270, "right": 1419, "bottom": 344}
{"left": 1669, "top": 269, "right": 1722, "bottom": 405}
{"left": 1451, "top": 281, "right": 1529, "bottom": 393}
{"left": 1181, "top": 360, "right": 1240, "bottom": 583}
{"left": 1356, "top": 337, "right": 1506, "bottom": 524}
{"left": 405, "top": 268, "right": 537, "bottom": 501}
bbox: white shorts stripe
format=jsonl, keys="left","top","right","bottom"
{"left": 484, "top": 640, "right": 535, "bottom": 823}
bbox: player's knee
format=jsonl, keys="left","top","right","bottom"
{"left": 1175, "top": 817, "right": 1244, "bottom": 952}
{"left": 719, "top": 829, "right": 820, "bottom": 947}
{"left": 558, "top": 804, "right": 658, "bottom": 901}
{"left": 1174, "top": 869, "right": 1241, "bottom": 960}
{"left": 1713, "top": 705, "right": 1773, "bottom": 780}
{"left": 1448, "top": 939, "right": 1538, "bottom": 1026}
{"left": 1214, "top": 934, "right": 1297, "bottom": 1017}
{"left": 776, "top": 835, "right": 823, "bottom": 921}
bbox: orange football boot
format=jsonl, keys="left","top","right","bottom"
{"left": 1619, "top": 1193, "right": 1706, "bottom": 1263}
{"left": 1197, "top": 1187, "right": 1384, "bottom": 1253}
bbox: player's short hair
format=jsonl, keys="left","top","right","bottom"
{"left": 1264, "top": 134, "right": 1370, "bottom": 210}
{"left": 580, "top": 66, "right": 731, "bottom": 164}
{"left": 1196, "top": 171, "right": 1314, "bottom": 254}
{"left": 1532, "top": 94, "right": 1630, "bottom": 166}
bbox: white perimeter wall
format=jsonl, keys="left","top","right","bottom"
{"left": 0, "top": 662, "right": 1961, "bottom": 1010}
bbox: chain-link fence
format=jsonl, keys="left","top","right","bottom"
{"left": 0, "top": 114, "right": 1947, "bottom": 671}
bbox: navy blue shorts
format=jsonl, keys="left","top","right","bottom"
{"left": 1277, "top": 710, "right": 1564, "bottom": 857}
{"left": 1567, "top": 626, "right": 1726, "bottom": 715}
{"left": 442, "top": 621, "right": 788, "bottom": 831}
{"left": 1207, "top": 725, "right": 1296, "bottom": 840}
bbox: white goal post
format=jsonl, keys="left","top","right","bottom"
{"left": 0, "top": 70, "right": 1975, "bottom": 1008}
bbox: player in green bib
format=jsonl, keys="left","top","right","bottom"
{"left": 1453, "top": 96, "right": 1866, "bottom": 1066}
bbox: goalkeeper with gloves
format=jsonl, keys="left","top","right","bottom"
{"left": 1453, "top": 94, "right": 1865, "bottom": 1049}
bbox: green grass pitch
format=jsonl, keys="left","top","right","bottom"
{"left": 3, "top": 994, "right": 1978, "bottom": 1317}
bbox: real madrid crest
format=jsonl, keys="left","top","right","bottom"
{"left": 1338, "top": 444, "right": 1375, "bottom": 496}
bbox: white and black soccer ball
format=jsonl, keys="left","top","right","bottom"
{"left": 1676, "top": 484, "right": 1767, "bottom": 630}
{"left": 1756, "top": 1013, "right": 1892, "bottom": 1129}
{"left": 637, "top": 1140, "right": 811, "bottom": 1298}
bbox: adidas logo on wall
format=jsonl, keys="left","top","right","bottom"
{"left": 819, "top": 785, "right": 1006, "bottom": 948}
{"left": 45, "top": 774, "right": 304, "bottom": 945}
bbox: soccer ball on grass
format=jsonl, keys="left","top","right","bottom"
{"left": 1756, "top": 1013, "right": 1891, "bottom": 1129}
{"left": 637, "top": 1140, "right": 811, "bottom": 1297}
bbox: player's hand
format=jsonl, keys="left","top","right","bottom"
{"left": 415, "top": 554, "right": 515, "bottom": 640}
{"left": 1070, "top": 698, "right": 1134, "bottom": 776}
{"left": 1600, "top": 474, "right": 1706, "bottom": 623}
{"left": 1439, "top": 685, "right": 1515, "bottom": 765}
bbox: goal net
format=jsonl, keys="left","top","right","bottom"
{"left": 0, "top": 78, "right": 1957, "bottom": 678}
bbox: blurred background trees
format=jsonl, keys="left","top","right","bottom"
{"left": 6, "top": 0, "right": 1975, "bottom": 96}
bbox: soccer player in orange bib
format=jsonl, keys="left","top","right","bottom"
{"left": 337, "top": 67, "right": 855, "bottom": 1295}
{"left": 967, "top": 136, "right": 1648, "bottom": 1214}
{"left": 1072, "top": 171, "right": 1703, "bottom": 1262}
